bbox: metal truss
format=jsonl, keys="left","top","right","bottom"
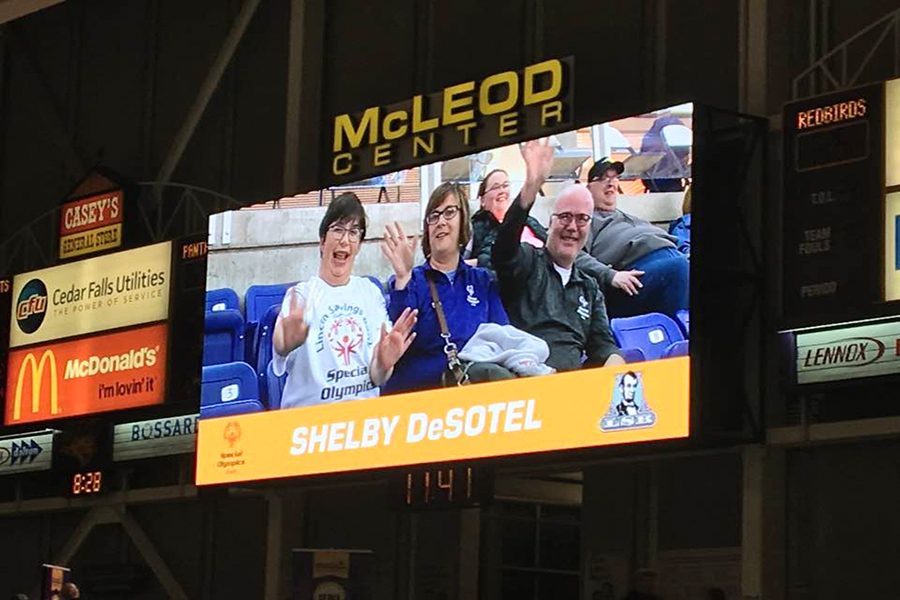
{"left": 793, "top": 7, "right": 900, "bottom": 99}
{"left": 0, "top": 181, "right": 242, "bottom": 275}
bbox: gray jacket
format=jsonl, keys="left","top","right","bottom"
{"left": 492, "top": 195, "right": 621, "bottom": 371}
{"left": 585, "top": 209, "right": 677, "bottom": 269}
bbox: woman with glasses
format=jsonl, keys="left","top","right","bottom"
{"left": 468, "top": 168, "right": 548, "bottom": 271}
{"left": 381, "top": 182, "right": 514, "bottom": 394}
{"left": 273, "top": 193, "right": 418, "bottom": 409}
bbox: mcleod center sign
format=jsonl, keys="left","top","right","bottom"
{"left": 5, "top": 323, "right": 168, "bottom": 425}
{"left": 9, "top": 242, "right": 171, "bottom": 348}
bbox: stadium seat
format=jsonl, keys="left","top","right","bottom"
{"left": 663, "top": 340, "right": 689, "bottom": 358}
{"left": 610, "top": 313, "right": 684, "bottom": 361}
{"left": 203, "top": 310, "right": 245, "bottom": 366}
{"left": 200, "top": 361, "right": 265, "bottom": 418}
{"left": 245, "top": 282, "right": 294, "bottom": 323}
{"left": 675, "top": 309, "right": 690, "bottom": 337}
{"left": 206, "top": 288, "right": 240, "bottom": 312}
{"left": 364, "top": 275, "right": 384, "bottom": 294}
{"left": 253, "top": 304, "right": 281, "bottom": 406}
{"left": 266, "top": 360, "right": 287, "bottom": 409}
{"left": 619, "top": 347, "right": 647, "bottom": 363}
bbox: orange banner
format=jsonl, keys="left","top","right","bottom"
{"left": 196, "top": 357, "right": 689, "bottom": 485}
{"left": 5, "top": 323, "right": 167, "bottom": 425}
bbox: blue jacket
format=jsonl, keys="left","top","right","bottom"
{"left": 384, "top": 261, "right": 509, "bottom": 394}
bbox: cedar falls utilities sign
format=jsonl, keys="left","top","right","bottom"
{"left": 9, "top": 242, "right": 171, "bottom": 348}
{"left": 796, "top": 320, "right": 900, "bottom": 384}
{"left": 328, "top": 58, "right": 573, "bottom": 181}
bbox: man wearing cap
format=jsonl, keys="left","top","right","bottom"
{"left": 583, "top": 157, "right": 689, "bottom": 320}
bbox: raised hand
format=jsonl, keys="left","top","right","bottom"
{"left": 520, "top": 137, "right": 555, "bottom": 187}
{"left": 519, "top": 138, "right": 555, "bottom": 208}
{"left": 373, "top": 307, "right": 418, "bottom": 383}
{"left": 274, "top": 289, "right": 310, "bottom": 356}
{"left": 380, "top": 222, "right": 418, "bottom": 290}
{"left": 611, "top": 269, "right": 645, "bottom": 296}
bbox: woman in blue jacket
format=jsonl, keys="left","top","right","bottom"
{"left": 381, "top": 182, "right": 513, "bottom": 394}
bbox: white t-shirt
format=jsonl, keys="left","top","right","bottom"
{"left": 272, "top": 275, "right": 388, "bottom": 409}
{"left": 552, "top": 263, "right": 572, "bottom": 286}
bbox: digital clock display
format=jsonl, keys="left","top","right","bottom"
{"left": 396, "top": 465, "right": 492, "bottom": 510}
{"left": 70, "top": 470, "right": 104, "bottom": 495}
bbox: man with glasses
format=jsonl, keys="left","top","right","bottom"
{"left": 273, "top": 192, "right": 418, "bottom": 409}
{"left": 584, "top": 158, "right": 689, "bottom": 320}
{"left": 492, "top": 140, "right": 624, "bottom": 371}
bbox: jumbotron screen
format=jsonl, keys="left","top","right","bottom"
{"left": 195, "top": 104, "right": 693, "bottom": 485}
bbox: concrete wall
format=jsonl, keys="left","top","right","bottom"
{"left": 207, "top": 190, "right": 685, "bottom": 300}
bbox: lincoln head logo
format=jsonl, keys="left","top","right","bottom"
{"left": 15, "top": 279, "right": 48, "bottom": 334}
{"left": 223, "top": 421, "right": 241, "bottom": 447}
{"left": 599, "top": 371, "right": 656, "bottom": 431}
{"left": 12, "top": 350, "right": 60, "bottom": 422}
{"left": 326, "top": 316, "right": 364, "bottom": 366}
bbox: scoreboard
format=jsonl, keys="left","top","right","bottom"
{"left": 782, "top": 82, "right": 888, "bottom": 328}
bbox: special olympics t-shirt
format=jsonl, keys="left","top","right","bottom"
{"left": 272, "top": 275, "right": 388, "bottom": 409}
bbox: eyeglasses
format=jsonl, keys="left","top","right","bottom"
{"left": 327, "top": 225, "right": 363, "bottom": 242}
{"left": 551, "top": 212, "right": 592, "bottom": 227}
{"left": 485, "top": 181, "right": 510, "bottom": 194}
{"left": 426, "top": 205, "right": 461, "bottom": 225}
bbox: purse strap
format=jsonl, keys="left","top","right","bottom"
{"left": 426, "top": 274, "right": 469, "bottom": 385}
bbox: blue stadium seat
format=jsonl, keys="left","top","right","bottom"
{"left": 675, "top": 309, "right": 690, "bottom": 337}
{"left": 610, "top": 313, "right": 684, "bottom": 361}
{"left": 364, "top": 275, "right": 384, "bottom": 294}
{"left": 253, "top": 304, "right": 281, "bottom": 406}
{"left": 206, "top": 288, "right": 240, "bottom": 312}
{"left": 245, "top": 283, "right": 293, "bottom": 323}
{"left": 203, "top": 310, "right": 245, "bottom": 366}
{"left": 619, "top": 347, "right": 647, "bottom": 363}
{"left": 266, "top": 360, "right": 287, "bottom": 409}
{"left": 663, "top": 340, "right": 689, "bottom": 358}
{"left": 200, "top": 361, "right": 265, "bottom": 418}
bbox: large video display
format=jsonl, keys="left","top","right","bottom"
{"left": 196, "top": 104, "right": 694, "bottom": 485}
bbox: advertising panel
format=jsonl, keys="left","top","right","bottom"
{"left": 58, "top": 189, "right": 124, "bottom": 259}
{"left": 113, "top": 413, "right": 198, "bottom": 461}
{"left": 9, "top": 241, "right": 171, "bottom": 348}
{"left": 197, "top": 96, "right": 694, "bottom": 485}
{"left": 795, "top": 320, "right": 900, "bottom": 384}
{"left": 0, "top": 430, "right": 54, "bottom": 475}
{"left": 5, "top": 323, "right": 167, "bottom": 425}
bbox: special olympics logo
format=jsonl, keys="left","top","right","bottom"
{"left": 326, "top": 316, "right": 364, "bottom": 365}
{"left": 15, "top": 279, "right": 48, "bottom": 334}
{"left": 223, "top": 421, "right": 242, "bottom": 447}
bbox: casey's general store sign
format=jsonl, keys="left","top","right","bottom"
{"left": 58, "top": 190, "right": 123, "bottom": 260}
{"left": 327, "top": 57, "right": 574, "bottom": 181}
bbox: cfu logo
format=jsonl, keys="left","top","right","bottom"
{"left": 16, "top": 279, "right": 48, "bottom": 334}
{"left": 12, "top": 350, "right": 60, "bottom": 421}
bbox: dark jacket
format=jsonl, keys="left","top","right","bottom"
{"left": 491, "top": 195, "right": 620, "bottom": 371}
{"left": 385, "top": 260, "right": 509, "bottom": 394}
{"left": 470, "top": 208, "right": 548, "bottom": 271}
{"left": 471, "top": 207, "right": 617, "bottom": 289}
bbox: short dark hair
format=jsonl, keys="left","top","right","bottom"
{"left": 620, "top": 371, "right": 638, "bottom": 387}
{"left": 477, "top": 168, "right": 508, "bottom": 199}
{"left": 319, "top": 192, "right": 367, "bottom": 241}
{"left": 421, "top": 182, "right": 471, "bottom": 259}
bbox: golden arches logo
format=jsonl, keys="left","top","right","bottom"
{"left": 13, "top": 350, "right": 60, "bottom": 421}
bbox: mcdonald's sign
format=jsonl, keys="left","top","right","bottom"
{"left": 12, "top": 350, "right": 59, "bottom": 421}
{"left": 4, "top": 323, "right": 168, "bottom": 425}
